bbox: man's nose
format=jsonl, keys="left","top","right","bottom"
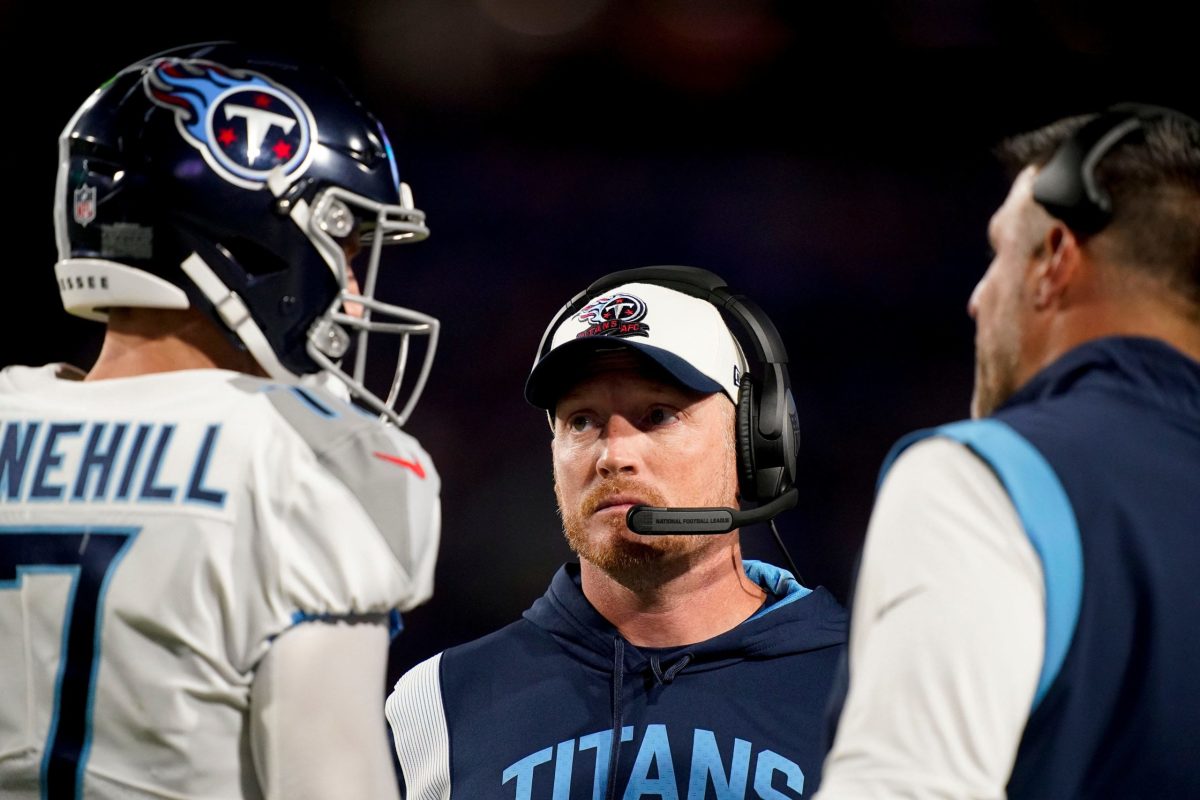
{"left": 967, "top": 278, "right": 984, "bottom": 320}
{"left": 597, "top": 415, "right": 642, "bottom": 478}
{"left": 344, "top": 265, "right": 365, "bottom": 320}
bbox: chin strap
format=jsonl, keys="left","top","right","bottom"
{"left": 181, "top": 252, "right": 298, "bottom": 382}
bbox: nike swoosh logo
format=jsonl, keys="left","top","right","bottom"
{"left": 372, "top": 451, "right": 426, "bottom": 478}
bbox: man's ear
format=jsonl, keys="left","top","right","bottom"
{"left": 1032, "top": 224, "right": 1081, "bottom": 310}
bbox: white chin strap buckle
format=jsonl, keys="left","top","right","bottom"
{"left": 214, "top": 292, "right": 251, "bottom": 330}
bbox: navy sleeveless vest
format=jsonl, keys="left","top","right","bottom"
{"left": 877, "top": 337, "right": 1200, "bottom": 798}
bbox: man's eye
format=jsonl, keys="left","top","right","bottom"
{"left": 569, "top": 415, "right": 594, "bottom": 432}
{"left": 647, "top": 407, "right": 678, "bottom": 426}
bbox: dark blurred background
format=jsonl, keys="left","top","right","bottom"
{"left": 1, "top": 0, "right": 1195, "bottom": 684}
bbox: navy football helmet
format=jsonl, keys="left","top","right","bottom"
{"left": 55, "top": 41, "right": 437, "bottom": 426}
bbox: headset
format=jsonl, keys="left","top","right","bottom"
{"left": 1033, "top": 102, "right": 1199, "bottom": 233}
{"left": 533, "top": 265, "right": 803, "bottom": 572}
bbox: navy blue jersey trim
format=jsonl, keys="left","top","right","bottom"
{"left": 879, "top": 418, "right": 1084, "bottom": 709}
{"left": 289, "top": 387, "right": 338, "bottom": 418}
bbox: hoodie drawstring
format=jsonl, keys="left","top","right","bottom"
{"left": 649, "top": 652, "right": 693, "bottom": 685}
{"left": 606, "top": 636, "right": 625, "bottom": 800}
{"left": 607, "top": 642, "right": 696, "bottom": 798}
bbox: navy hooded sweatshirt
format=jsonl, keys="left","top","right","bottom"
{"left": 387, "top": 559, "right": 847, "bottom": 799}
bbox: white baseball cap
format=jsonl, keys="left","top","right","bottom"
{"left": 525, "top": 281, "right": 748, "bottom": 409}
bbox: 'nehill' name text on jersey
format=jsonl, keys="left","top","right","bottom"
{"left": 0, "top": 420, "right": 227, "bottom": 507}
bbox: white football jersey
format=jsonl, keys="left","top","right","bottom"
{"left": 0, "top": 364, "right": 440, "bottom": 799}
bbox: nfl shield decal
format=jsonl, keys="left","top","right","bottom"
{"left": 144, "top": 58, "right": 316, "bottom": 190}
{"left": 73, "top": 184, "right": 97, "bottom": 227}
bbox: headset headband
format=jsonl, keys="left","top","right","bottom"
{"left": 1033, "top": 102, "right": 1200, "bottom": 233}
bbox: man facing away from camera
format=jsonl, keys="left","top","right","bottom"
{"left": 818, "top": 104, "right": 1200, "bottom": 799}
{"left": 0, "top": 42, "right": 441, "bottom": 800}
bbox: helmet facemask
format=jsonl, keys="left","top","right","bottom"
{"left": 298, "top": 181, "right": 438, "bottom": 427}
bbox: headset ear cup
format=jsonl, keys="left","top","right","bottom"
{"left": 736, "top": 375, "right": 759, "bottom": 503}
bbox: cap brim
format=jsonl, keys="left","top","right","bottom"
{"left": 524, "top": 337, "right": 724, "bottom": 409}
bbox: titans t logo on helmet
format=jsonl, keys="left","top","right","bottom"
{"left": 144, "top": 58, "right": 316, "bottom": 190}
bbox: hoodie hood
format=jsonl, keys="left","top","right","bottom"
{"left": 522, "top": 559, "right": 847, "bottom": 677}
{"left": 522, "top": 559, "right": 847, "bottom": 800}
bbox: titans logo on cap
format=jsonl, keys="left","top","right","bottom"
{"left": 575, "top": 292, "right": 651, "bottom": 339}
{"left": 144, "top": 58, "right": 316, "bottom": 190}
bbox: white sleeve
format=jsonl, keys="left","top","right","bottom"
{"left": 385, "top": 653, "right": 451, "bottom": 800}
{"left": 250, "top": 619, "right": 401, "bottom": 800}
{"left": 816, "top": 438, "right": 1045, "bottom": 800}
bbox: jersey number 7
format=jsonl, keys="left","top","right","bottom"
{"left": 0, "top": 527, "right": 138, "bottom": 800}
